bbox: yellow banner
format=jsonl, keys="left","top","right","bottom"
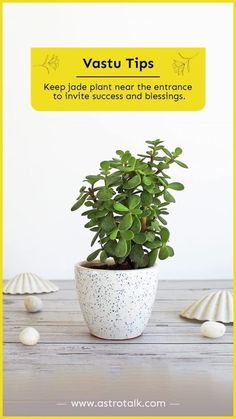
{"left": 31, "top": 48, "right": 205, "bottom": 111}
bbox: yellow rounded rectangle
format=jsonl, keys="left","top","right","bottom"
{"left": 31, "top": 48, "right": 205, "bottom": 111}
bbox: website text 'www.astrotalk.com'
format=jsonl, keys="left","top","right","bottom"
{"left": 69, "top": 398, "right": 167, "bottom": 408}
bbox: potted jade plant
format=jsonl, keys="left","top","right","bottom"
{"left": 71, "top": 139, "right": 187, "bottom": 339}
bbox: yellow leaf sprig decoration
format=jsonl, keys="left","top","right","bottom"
{"left": 38, "top": 54, "right": 60, "bottom": 74}
{"left": 172, "top": 52, "right": 197, "bottom": 76}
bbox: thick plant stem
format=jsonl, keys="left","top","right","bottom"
{"left": 141, "top": 216, "right": 147, "bottom": 232}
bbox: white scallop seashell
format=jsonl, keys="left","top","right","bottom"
{"left": 19, "top": 327, "right": 40, "bottom": 345}
{"left": 200, "top": 321, "right": 226, "bottom": 338}
{"left": 24, "top": 296, "right": 43, "bottom": 312}
{"left": 180, "top": 290, "right": 233, "bottom": 323}
{"left": 3, "top": 273, "right": 59, "bottom": 294}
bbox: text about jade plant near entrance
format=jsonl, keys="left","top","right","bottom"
{"left": 43, "top": 82, "right": 193, "bottom": 103}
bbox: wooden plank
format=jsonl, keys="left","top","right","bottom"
{"left": 157, "top": 279, "right": 232, "bottom": 290}
{"left": 3, "top": 279, "right": 232, "bottom": 291}
{"left": 61, "top": 278, "right": 231, "bottom": 290}
{"left": 4, "top": 360, "right": 232, "bottom": 375}
{"left": 4, "top": 343, "right": 232, "bottom": 368}
{"left": 1, "top": 310, "right": 205, "bottom": 325}
{"left": 3, "top": 298, "right": 221, "bottom": 312}
{"left": 4, "top": 324, "right": 233, "bottom": 344}
{"left": 3, "top": 288, "right": 233, "bottom": 304}
{"left": 3, "top": 309, "right": 234, "bottom": 326}
{"left": 4, "top": 298, "right": 189, "bottom": 311}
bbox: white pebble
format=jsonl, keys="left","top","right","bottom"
{"left": 19, "top": 327, "right": 40, "bottom": 345}
{"left": 200, "top": 321, "right": 226, "bottom": 338}
{"left": 24, "top": 296, "right": 43, "bottom": 313}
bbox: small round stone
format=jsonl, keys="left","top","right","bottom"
{"left": 24, "top": 296, "right": 43, "bottom": 313}
{"left": 19, "top": 327, "right": 40, "bottom": 345}
{"left": 200, "top": 321, "right": 226, "bottom": 338}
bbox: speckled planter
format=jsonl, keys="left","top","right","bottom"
{"left": 75, "top": 261, "right": 158, "bottom": 340}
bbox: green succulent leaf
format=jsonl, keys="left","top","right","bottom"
{"left": 157, "top": 215, "right": 167, "bottom": 225}
{"left": 87, "top": 248, "right": 101, "bottom": 262}
{"left": 90, "top": 227, "right": 99, "bottom": 232}
{"left": 166, "top": 245, "right": 174, "bottom": 257}
{"left": 164, "top": 190, "right": 176, "bottom": 203}
{"left": 131, "top": 216, "right": 141, "bottom": 233}
{"left": 85, "top": 175, "right": 103, "bottom": 185}
{"left": 141, "top": 190, "right": 153, "bottom": 206}
{"left": 120, "top": 230, "right": 134, "bottom": 240}
{"left": 168, "top": 182, "right": 184, "bottom": 191}
{"left": 104, "top": 240, "right": 117, "bottom": 257}
{"left": 124, "top": 174, "right": 141, "bottom": 189}
{"left": 116, "top": 149, "right": 124, "bottom": 157}
{"left": 148, "top": 249, "right": 158, "bottom": 266}
{"left": 97, "top": 187, "right": 113, "bottom": 200}
{"left": 143, "top": 176, "right": 152, "bottom": 186}
{"left": 101, "top": 213, "right": 116, "bottom": 233}
{"left": 160, "top": 227, "right": 170, "bottom": 243}
{"left": 128, "top": 195, "right": 141, "bottom": 210}
{"left": 145, "top": 239, "right": 162, "bottom": 249}
{"left": 162, "top": 148, "right": 172, "bottom": 158}
{"left": 106, "top": 171, "right": 122, "bottom": 186}
{"left": 133, "top": 232, "right": 146, "bottom": 244}
{"left": 151, "top": 220, "right": 161, "bottom": 231}
{"left": 175, "top": 160, "right": 188, "bottom": 169}
{"left": 131, "top": 208, "right": 142, "bottom": 216}
{"left": 71, "top": 194, "right": 87, "bottom": 211}
{"left": 87, "top": 209, "right": 107, "bottom": 219}
{"left": 109, "top": 228, "right": 119, "bottom": 240}
{"left": 113, "top": 202, "right": 130, "bottom": 212}
{"left": 84, "top": 201, "right": 94, "bottom": 207}
{"left": 145, "top": 231, "right": 156, "bottom": 242}
{"left": 137, "top": 254, "right": 149, "bottom": 268}
{"left": 121, "top": 151, "right": 132, "bottom": 163}
{"left": 119, "top": 213, "right": 133, "bottom": 231}
{"left": 129, "top": 244, "right": 144, "bottom": 264}
{"left": 115, "top": 238, "right": 128, "bottom": 257}
{"left": 158, "top": 177, "right": 168, "bottom": 187}
{"left": 124, "top": 240, "right": 132, "bottom": 257}
{"left": 159, "top": 246, "right": 169, "bottom": 260}
{"left": 79, "top": 186, "right": 86, "bottom": 193}
{"left": 100, "top": 250, "right": 108, "bottom": 263}
{"left": 100, "top": 161, "right": 110, "bottom": 171}
{"left": 84, "top": 219, "right": 97, "bottom": 228}
{"left": 174, "top": 147, "right": 182, "bottom": 156}
{"left": 91, "top": 229, "right": 101, "bottom": 246}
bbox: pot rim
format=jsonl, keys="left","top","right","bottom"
{"left": 75, "top": 260, "right": 158, "bottom": 272}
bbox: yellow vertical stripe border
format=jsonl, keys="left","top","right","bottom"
{"left": 0, "top": 1, "right": 234, "bottom": 419}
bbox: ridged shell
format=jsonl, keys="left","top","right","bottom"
{"left": 3, "top": 273, "right": 59, "bottom": 294}
{"left": 180, "top": 290, "right": 233, "bottom": 323}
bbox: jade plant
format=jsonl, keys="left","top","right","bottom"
{"left": 71, "top": 139, "right": 187, "bottom": 269}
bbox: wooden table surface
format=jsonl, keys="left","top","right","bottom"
{"left": 4, "top": 280, "right": 233, "bottom": 416}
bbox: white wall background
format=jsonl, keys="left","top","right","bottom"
{"left": 3, "top": 3, "right": 233, "bottom": 280}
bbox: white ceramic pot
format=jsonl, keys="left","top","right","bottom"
{"left": 75, "top": 261, "right": 158, "bottom": 340}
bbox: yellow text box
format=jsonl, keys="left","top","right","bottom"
{"left": 31, "top": 48, "right": 205, "bottom": 111}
